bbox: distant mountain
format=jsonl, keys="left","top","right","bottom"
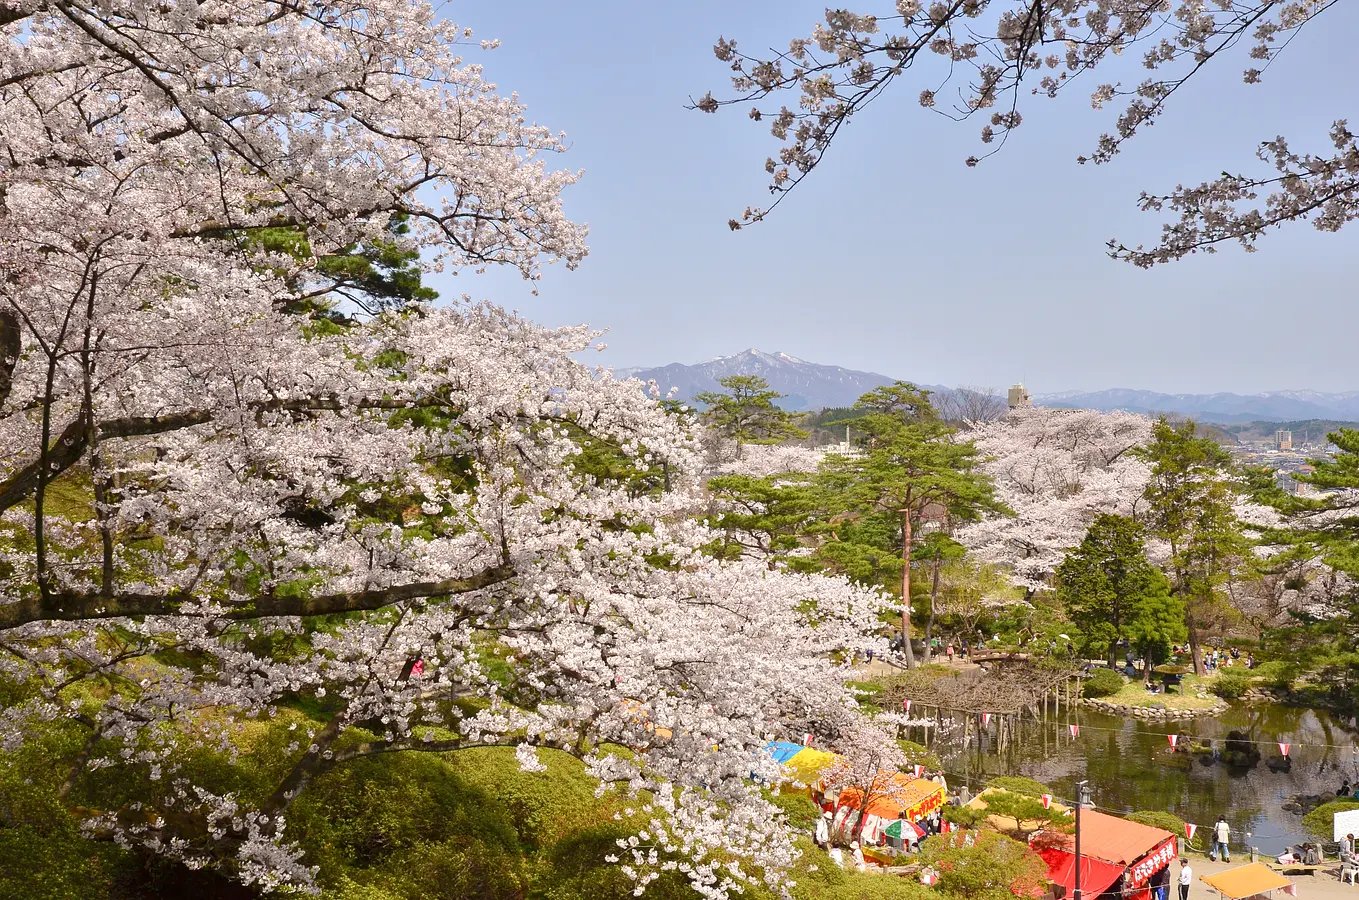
{"left": 1035, "top": 388, "right": 1359, "bottom": 424}
{"left": 616, "top": 349, "right": 1359, "bottom": 423}
{"left": 617, "top": 349, "right": 907, "bottom": 411}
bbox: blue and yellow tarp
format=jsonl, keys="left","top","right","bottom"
{"left": 763, "top": 741, "right": 837, "bottom": 786}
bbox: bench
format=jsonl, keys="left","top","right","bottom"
{"left": 1265, "top": 861, "right": 1338, "bottom": 878}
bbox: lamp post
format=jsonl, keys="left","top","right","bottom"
{"left": 1074, "top": 781, "right": 1091, "bottom": 900}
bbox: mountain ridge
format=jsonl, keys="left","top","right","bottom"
{"left": 618, "top": 350, "right": 1358, "bottom": 422}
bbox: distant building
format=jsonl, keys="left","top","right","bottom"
{"left": 1008, "top": 384, "right": 1032, "bottom": 409}
{"left": 1275, "top": 429, "right": 1293, "bottom": 451}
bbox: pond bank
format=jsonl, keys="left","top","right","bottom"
{"left": 1082, "top": 697, "right": 1230, "bottom": 719}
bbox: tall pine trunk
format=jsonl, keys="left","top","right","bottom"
{"left": 901, "top": 509, "right": 915, "bottom": 668}
{"left": 923, "top": 550, "right": 941, "bottom": 664}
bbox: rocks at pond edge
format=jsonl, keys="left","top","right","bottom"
{"left": 1079, "top": 698, "right": 1229, "bottom": 719}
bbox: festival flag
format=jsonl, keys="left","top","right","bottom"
{"left": 803, "top": 733, "right": 814, "bottom": 747}
{"left": 1278, "top": 742, "right": 1290, "bottom": 757}
{"left": 1069, "top": 724, "right": 1080, "bottom": 738}
{"left": 1185, "top": 823, "right": 1197, "bottom": 841}
{"left": 1168, "top": 733, "right": 1178, "bottom": 749}
{"left": 913, "top": 764, "right": 925, "bottom": 778}
{"left": 982, "top": 713, "right": 992, "bottom": 727}
{"left": 1041, "top": 794, "right": 1052, "bottom": 809}
{"left": 902, "top": 699, "right": 912, "bottom": 714}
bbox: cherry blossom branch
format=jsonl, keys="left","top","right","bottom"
{"left": 0, "top": 565, "right": 514, "bottom": 629}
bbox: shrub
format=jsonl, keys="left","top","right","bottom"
{"left": 985, "top": 776, "right": 1051, "bottom": 798}
{"left": 1126, "top": 811, "right": 1187, "bottom": 837}
{"left": 1082, "top": 668, "right": 1125, "bottom": 698}
{"left": 918, "top": 831, "right": 1049, "bottom": 900}
{"left": 1302, "top": 801, "right": 1359, "bottom": 840}
{"left": 1210, "top": 670, "right": 1252, "bottom": 699}
{"left": 1250, "top": 661, "right": 1293, "bottom": 689}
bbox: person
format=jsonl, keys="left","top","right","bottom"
{"left": 1211, "top": 816, "right": 1230, "bottom": 862}
{"left": 815, "top": 811, "right": 831, "bottom": 848}
{"left": 1343, "top": 833, "right": 1356, "bottom": 857}
{"left": 946, "top": 643, "right": 955, "bottom": 663}
{"left": 1178, "top": 859, "right": 1192, "bottom": 900}
{"left": 851, "top": 841, "right": 866, "bottom": 872}
{"left": 1247, "top": 652, "right": 1255, "bottom": 669}
{"left": 828, "top": 846, "right": 845, "bottom": 868}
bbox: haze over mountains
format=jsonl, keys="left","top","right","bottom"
{"left": 621, "top": 350, "right": 1359, "bottom": 422}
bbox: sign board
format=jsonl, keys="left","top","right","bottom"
{"left": 1333, "top": 808, "right": 1359, "bottom": 842}
{"left": 1128, "top": 837, "right": 1179, "bottom": 888}
{"left": 904, "top": 786, "right": 947, "bottom": 823}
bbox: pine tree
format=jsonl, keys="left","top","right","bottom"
{"left": 1056, "top": 514, "right": 1180, "bottom": 670}
{"left": 695, "top": 375, "right": 806, "bottom": 457}
{"left": 1136, "top": 418, "right": 1250, "bottom": 675}
{"left": 816, "top": 383, "right": 1002, "bottom": 666}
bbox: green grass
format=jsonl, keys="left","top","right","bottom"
{"left": 1092, "top": 674, "right": 1221, "bottom": 710}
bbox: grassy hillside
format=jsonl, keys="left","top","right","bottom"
{"left": 0, "top": 715, "right": 931, "bottom": 900}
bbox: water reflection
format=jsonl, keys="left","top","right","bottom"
{"left": 915, "top": 704, "right": 1359, "bottom": 854}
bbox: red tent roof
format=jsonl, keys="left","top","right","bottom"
{"left": 1043, "top": 810, "right": 1176, "bottom": 866}
{"left": 1039, "top": 847, "right": 1125, "bottom": 898}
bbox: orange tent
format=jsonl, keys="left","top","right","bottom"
{"left": 1042, "top": 810, "right": 1175, "bottom": 866}
{"left": 836, "top": 774, "right": 946, "bottom": 821}
{"left": 1036, "top": 811, "right": 1177, "bottom": 900}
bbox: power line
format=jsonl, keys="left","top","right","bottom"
{"left": 907, "top": 715, "right": 1359, "bottom": 753}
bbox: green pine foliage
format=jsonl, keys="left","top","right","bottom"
{"left": 1056, "top": 514, "right": 1182, "bottom": 668}
{"left": 695, "top": 375, "right": 808, "bottom": 451}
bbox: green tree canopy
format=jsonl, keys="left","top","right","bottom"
{"left": 816, "top": 383, "right": 1003, "bottom": 666}
{"left": 694, "top": 375, "right": 807, "bottom": 455}
{"left": 1136, "top": 418, "right": 1250, "bottom": 675}
{"left": 1056, "top": 514, "right": 1182, "bottom": 670}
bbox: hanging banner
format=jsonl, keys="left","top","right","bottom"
{"left": 1069, "top": 724, "right": 1080, "bottom": 738}
{"left": 913, "top": 764, "right": 925, "bottom": 778}
{"left": 1185, "top": 823, "right": 1197, "bottom": 841}
{"left": 1167, "top": 733, "right": 1178, "bottom": 749}
{"left": 1041, "top": 794, "right": 1052, "bottom": 809}
{"left": 902, "top": 786, "right": 947, "bottom": 822}
{"left": 1128, "top": 837, "right": 1179, "bottom": 888}
{"left": 803, "top": 733, "right": 814, "bottom": 747}
{"left": 410, "top": 659, "right": 425, "bottom": 677}
{"left": 983, "top": 713, "right": 992, "bottom": 727}
{"left": 902, "top": 699, "right": 912, "bottom": 714}
{"left": 1279, "top": 742, "right": 1290, "bottom": 757}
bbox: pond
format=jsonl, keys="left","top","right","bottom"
{"left": 912, "top": 702, "right": 1359, "bottom": 855}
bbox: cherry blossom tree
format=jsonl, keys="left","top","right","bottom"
{"left": 696, "top": 0, "right": 1353, "bottom": 262}
{"left": 956, "top": 407, "right": 1153, "bottom": 596}
{"left": 0, "top": 1, "right": 895, "bottom": 893}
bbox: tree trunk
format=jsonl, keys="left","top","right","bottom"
{"left": 923, "top": 550, "right": 941, "bottom": 664}
{"left": 901, "top": 510, "right": 915, "bottom": 668}
{"left": 1187, "top": 621, "right": 1204, "bottom": 676}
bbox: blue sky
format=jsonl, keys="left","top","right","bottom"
{"left": 433, "top": 0, "right": 1358, "bottom": 394}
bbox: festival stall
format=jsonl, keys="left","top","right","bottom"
{"left": 1035, "top": 810, "right": 1177, "bottom": 900}
{"left": 833, "top": 773, "right": 948, "bottom": 848}
{"left": 1200, "top": 863, "right": 1297, "bottom": 900}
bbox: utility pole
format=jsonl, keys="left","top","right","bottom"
{"left": 1074, "top": 780, "right": 1090, "bottom": 900}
